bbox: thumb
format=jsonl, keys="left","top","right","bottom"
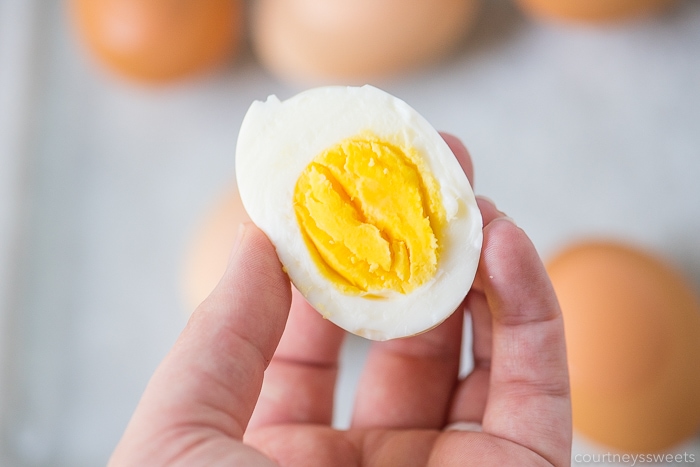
{"left": 111, "top": 223, "right": 291, "bottom": 462}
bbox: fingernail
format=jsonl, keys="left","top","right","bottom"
{"left": 492, "top": 214, "right": 517, "bottom": 225}
{"left": 227, "top": 223, "right": 247, "bottom": 265}
{"left": 476, "top": 195, "right": 496, "bottom": 207}
{"left": 494, "top": 211, "right": 516, "bottom": 224}
{"left": 443, "top": 421, "right": 483, "bottom": 432}
{"left": 476, "top": 195, "right": 514, "bottom": 223}
{"left": 476, "top": 195, "right": 505, "bottom": 215}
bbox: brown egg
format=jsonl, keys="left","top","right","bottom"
{"left": 182, "top": 186, "right": 250, "bottom": 310}
{"left": 251, "top": 0, "right": 480, "bottom": 85}
{"left": 70, "top": 0, "right": 243, "bottom": 83}
{"left": 515, "top": 0, "right": 676, "bottom": 23}
{"left": 546, "top": 240, "right": 700, "bottom": 453}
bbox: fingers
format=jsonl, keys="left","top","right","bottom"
{"left": 351, "top": 310, "right": 464, "bottom": 429}
{"left": 478, "top": 216, "right": 572, "bottom": 466}
{"left": 247, "top": 287, "right": 346, "bottom": 429}
{"left": 114, "top": 223, "right": 292, "bottom": 458}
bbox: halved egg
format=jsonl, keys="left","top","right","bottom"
{"left": 236, "top": 85, "right": 482, "bottom": 340}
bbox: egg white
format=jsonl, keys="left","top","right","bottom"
{"left": 236, "top": 85, "right": 482, "bottom": 340}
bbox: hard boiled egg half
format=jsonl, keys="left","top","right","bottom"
{"left": 236, "top": 85, "right": 482, "bottom": 340}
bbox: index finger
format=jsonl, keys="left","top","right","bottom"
{"left": 110, "top": 224, "right": 292, "bottom": 465}
{"left": 480, "top": 218, "right": 572, "bottom": 466}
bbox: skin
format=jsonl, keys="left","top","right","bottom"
{"left": 109, "top": 135, "right": 572, "bottom": 466}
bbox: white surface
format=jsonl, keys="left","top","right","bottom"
{"left": 1, "top": 0, "right": 699, "bottom": 465}
{"left": 0, "top": 0, "right": 39, "bottom": 464}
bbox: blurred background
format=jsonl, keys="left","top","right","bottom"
{"left": 1, "top": 0, "right": 699, "bottom": 465}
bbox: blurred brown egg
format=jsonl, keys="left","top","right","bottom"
{"left": 251, "top": 0, "right": 480, "bottom": 85}
{"left": 70, "top": 0, "right": 243, "bottom": 82}
{"left": 546, "top": 240, "right": 700, "bottom": 453}
{"left": 182, "top": 186, "right": 250, "bottom": 310}
{"left": 515, "top": 0, "right": 676, "bottom": 23}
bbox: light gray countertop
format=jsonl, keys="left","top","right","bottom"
{"left": 1, "top": 0, "right": 699, "bottom": 465}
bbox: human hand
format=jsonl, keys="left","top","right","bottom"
{"left": 109, "top": 135, "right": 572, "bottom": 466}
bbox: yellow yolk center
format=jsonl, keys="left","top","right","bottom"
{"left": 293, "top": 133, "right": 446, "bottom": 295}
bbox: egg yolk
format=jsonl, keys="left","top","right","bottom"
{"left": 294, "top": 133, "right": 445, "bottom": 295}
